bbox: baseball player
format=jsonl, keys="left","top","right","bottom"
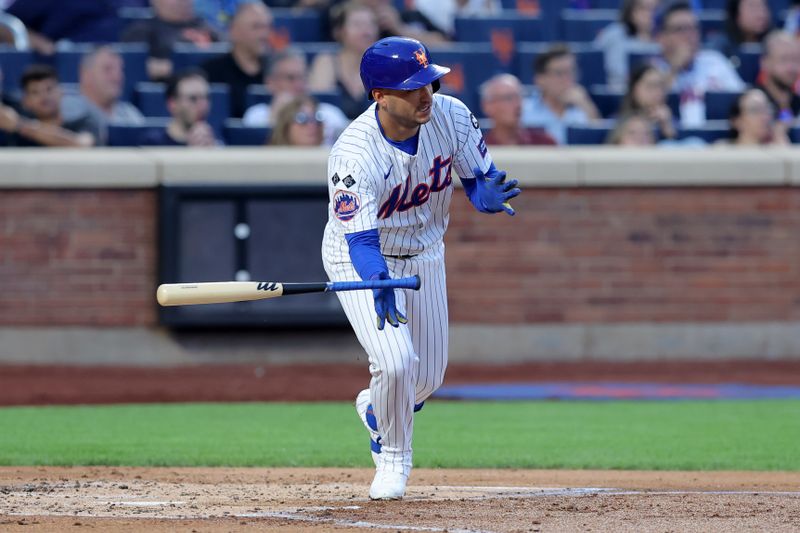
{"left": 322, "top": 36, "right": 520, "bottom": 500}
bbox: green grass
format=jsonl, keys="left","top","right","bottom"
{"left": 0, "top": 401, "right": 798, "bottom": 470}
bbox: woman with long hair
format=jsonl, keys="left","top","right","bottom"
{"left": 724, "top": 88, "right": 789, "bottom": 145}
{"left": 619, "top": 63, "right": 677, "bottom": 139}
{"left": 269, "top": 95, "right": 325, "bottom": 146}
{"left": 710, "top": 0, "right": 772, "bottom": 57}
{"left": 308, "top": 1, "right": 379, "bottom": 119}
{"left": 594, "top": 0, "right": 660, "bottom": 89}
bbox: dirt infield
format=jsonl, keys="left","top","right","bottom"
{"left": 2, "top": 360, "right": 800, "bottom": 405}
{"left": 1, "top": 467, "right": 799, "bottom": 532}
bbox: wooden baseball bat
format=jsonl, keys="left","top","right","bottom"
{"left": 156, "top": 275, "right": 421, "bottom": 306}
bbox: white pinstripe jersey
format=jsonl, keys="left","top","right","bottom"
{"left": 322, "top": 94, "right": 492, "bottom": 264}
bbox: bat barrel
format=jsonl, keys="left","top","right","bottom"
{"left": 156, "top": 281, "right": 284, "bottom": 306}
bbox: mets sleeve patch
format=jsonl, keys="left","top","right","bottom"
{"left": 333, "top": 190, "right": 361, "bottom": 221}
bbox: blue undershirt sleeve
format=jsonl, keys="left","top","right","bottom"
{"left": 459, "top": 161, "right": 500, "bottom": 214}
{"left": 345, "top": 229, "right": 389, "bottom": 281}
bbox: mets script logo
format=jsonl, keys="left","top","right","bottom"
{"left": 413, "top": 48, "right": 429, "bottom": 68}
{"left": 333, "top": 190, "right": 361, "bottom": 221}
{"left": 378, "top": 155, "right": 452, "bottom": 219}
{"left": 257, "top": 282, "right": 279, "bottom": 291}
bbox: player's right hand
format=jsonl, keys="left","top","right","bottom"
{"left": 371, "top": 272, "right": 408, "bottom": 330}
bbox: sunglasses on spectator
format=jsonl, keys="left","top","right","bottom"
{"left": 181, "top": 93, "right": 209, "bottom": 103}
{"left": 664, "top": 23, "right": 699, "bottom": 34}
{"left": 294, "top": 110, "right": 323, "bottom": 125}
{"left": 742, "top": 104, "right": 774, "bottom": 115}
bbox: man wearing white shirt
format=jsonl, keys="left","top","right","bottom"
{"left": 242, "top": 47, "right": 349, "bottom": 145}
{"left": 520, "top": 44, "right": 600, "bottom": 145}
{"left": 654, "top": 0, "right": 745, "bottom": 95}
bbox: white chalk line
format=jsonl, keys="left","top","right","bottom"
{"left": 96, "top": 500, "right": 187, "bottom": 507}
{"left": 237, "top": 510, "right": 493, "bottom": 533}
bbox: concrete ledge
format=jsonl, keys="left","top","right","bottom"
{"left": 574, "top": 147, "right": 788, "bottom": 187}
{"left": 0, "top": 149, "right": 158, "bottom": 188}
{"left": 1, "top": 322, "right": 798, "bottom": 365}
{"left": 1, "top": 147, "right": 799, "bottom": 188}
{"left": 449, "top": 322, "right": 800, "bottom": 362}
{"left": 151, "top": 147, "right": 329, "bottom": 185}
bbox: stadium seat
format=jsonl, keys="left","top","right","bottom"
{"left": 698, "top": 10, "right": 726, "bottom": 41}
{"left": 590, "top": 0, "right": 623, "bottom": 7}
{"left": 0, "top": 47, "right": 32, "bottom": 96}
{"left": 271, "top": 8, "right": 323, "bottom": 43}
{"left": 677, "top": 120, "right": 730, "bottom": 143}
{"left": 107, "top": 118, "right": 169, "bottom": 147}
{"left": 705, "top": 91, "right": 739, "bottom": 120}
{"left": 54, "top": 43, "right": 148, "bottom": 101}
{"left": 731, "top": 45, "right": 762, "bottom": 85}
{"left": 454, "top": 11, "right": 546, "bottom": 43}
{"left": 516, "top": 42, "right": 606, "bottom": 88}
{"left": 294, "top": 42, "right": 339, "bottom": 63}
{"left": 561, "top": 9, "right": 616, "bottom": 42}
{"left": 223, "top": 119, "right": 270, "bottom": 146}
{"left": 244, "top": 86, "right": 342, "bottom": 110}
{"left": 566, "top": 120, "right": 615, "bottom": 145}
{"left": 428, "top": 43, "right": 506, "bottom": 113}
{"left": 134, "top": 82, "right": 230, "bottom": 133}
{"left": 171, "top": 43, "right": 231, "bottom": 72}
{"left": 588, "top": 85, "right": 623, "bottom": 118}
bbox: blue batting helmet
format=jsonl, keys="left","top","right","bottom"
{"left": 360, "top": 37, "right": 451, "bottom": 100}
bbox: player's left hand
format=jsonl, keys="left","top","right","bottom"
{"left": 474, "top": 168, "right": 521, "bottom": 216}
{"left": 371, "top": 272, "right": 408, "bottom": 330}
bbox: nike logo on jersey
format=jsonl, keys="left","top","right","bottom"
{"left": 383, "top": 164, "right": 393, "bottom": 180}
{"left": 378, "top": 155, "right": 452, "bottom": 219}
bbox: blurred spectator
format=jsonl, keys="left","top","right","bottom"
{"left": 413, "top": 0, "right": 501, "bottom": 38}
{"left": 243, "top": 47, "right": 349, "bottom": 144}
{"left": 708, "top": 0, "right": 772, "bottom": 57}
{"left": 360, "top": 0, "right": 447, "bottom": 43}
{"left": 195, "top": 0, "right": 260, "bottom": 34}
{"left": 139, "top": 68, "right": 220, "bottom": 146}
{"left": 783, "top": 0, "right": 800, "bottom": 36}
{"left": 619, "top": 64, "right": 677, "bottom": 139}
{"left": 5, "top": 0, "right": 120, "bottom": 56}
{"left": 62, "top": 47, "right": 145, "bottom": 145}
{"left": 653, "top": 0, "right": 745, "bottom": 127}
{"left": 202, "top": 2, "right": 272, "bottom": 118}
{"left": 756, "top": 31, "right": 800, "bottom": 122}
{"left": 594, "top": 0, "right": 659, "bottom": 90}
{"left": 122, "top": 0, "right": 221, "bottom": 81}
{"left": 269, "top": 94, "right": 325, "bottom": 146}
{"left": 722, "top": 88, "right": 790, "bottom": 145}
{"left": 0, "top": 65, "right": 96, "bottom": 147}
{"left": 606, "top": 113, "right": 656, "bottom": 146}
{"left": 521, "top": 44, "right": 599, "bottom": 145}
{"left": 480, "top": 74, "right": 556, "bottom": 146}
{"left": 309, "top": 1, "right": 379, "bottom": 119}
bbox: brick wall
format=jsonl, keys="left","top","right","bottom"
{"left": 0, "top": 190, "right": 157, "bottom": 326}
{"left": 2, "top": 187, "right": 799, "bottom": 327}
{"left": 446, "top": 188, "right": 800, "bottom": 324}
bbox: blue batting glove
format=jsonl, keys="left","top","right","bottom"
{"left": 474, "top": 167, "right": 521, "bottom": 216}
{"left": 371, "top": 272, "right": 408, "bottom": 330}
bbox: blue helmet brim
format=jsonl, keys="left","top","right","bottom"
{"left": 368, "top": 64, "right": 451, "bottom": 100}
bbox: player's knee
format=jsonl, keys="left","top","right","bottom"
{"left": 381, "top": 350, "right": 418, "bottom": 384}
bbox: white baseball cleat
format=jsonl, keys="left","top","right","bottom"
{"left": 369, "top": 469, "right": 408, "bottom": 500}
{"left": 355, "top": 389, "right": 381, "bottom": 467}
